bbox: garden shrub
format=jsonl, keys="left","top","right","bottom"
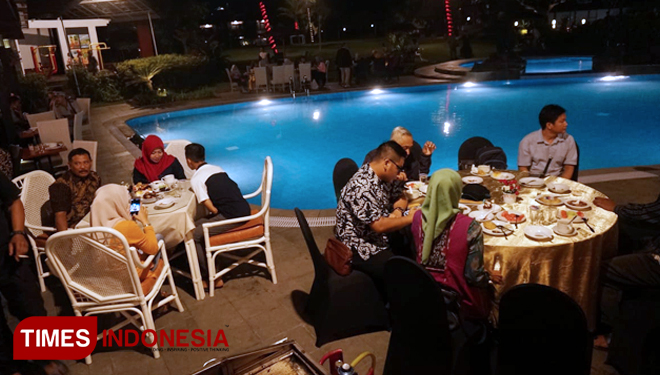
{"left": 65, "top": 67, "right": 123, "bottom": 103}
{"left": 17, "top": 73, "right": 48, "bottom": 113}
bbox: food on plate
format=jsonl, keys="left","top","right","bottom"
{"left": 560, "top": 210, "right": 585, "bottom": 219}
{"left": 142, "top": 192, "right": 157, "bottom": 200}
{"left": 538, "top": 195, "right": 562, "bottom": 205}
{"left": 501, "top": 211, "right": 525, "bottom": 223}
{"left": 567, "top": 199, "right": 588, "bottom": 207}
{"left": 491, "top": 171, "right": 502, "bottom": 178}
{"left": 483, "top": 200, "right": 492, "bottom": 209}
{"left": 483, "top": 221, "right": 497, "bottom": 230}
{"left": 477, "top": 169, "right": 489, "bottom": 176}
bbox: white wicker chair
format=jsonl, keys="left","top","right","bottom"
{"left": 37, "top": 118, "right": 72, "bottom": 165}
{"left": 73, "top": 110, "right": 85, "bottom": 141}
{"left": 25, "top": 111, "right": 55, "bottom": 129}
{"left": 299, "top": 63, "right": 312, "bottom": 89}
{"left": 284, "top": 64, "right": 295, "bottom": 90}
{"left": 254, "top": 67, "right": 269, "bottom": 92}
{"left": 203, "top": 156, "right": 276, "bottom": 296}
{"left": 76, "top": 98, "right": 91, "bottom": 125}
{"left": 271, "top": 65, "right": 286, "bottom": 91}
{"left": 164, "top": 139, "right": 194, "bottom": 179}
{"left": 45, "top": 227, "right": 184, "bottom": 364}
{"left": 12, "top": 170, "right": 56, "bottom": 292}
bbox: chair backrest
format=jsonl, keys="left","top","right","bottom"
{"left": 474, "top": 145, "right": 507, "bottom": 170}
{"left": 46, "top": 227, "right": 145, "bottom": 308}
{"left": 271, "top": 65, "right": 285, "bottom": 85}
{"left": 19, "top": 170, "right": 56, "bottom": 236}
{"left": 73, "top": 110, "right": 84, "bottom": 140}
{"left": 497, "top": 283, "right": 591, "bottom": 375}
{"left": 37, "top": 118, "right": 72, "bottom": 161}
{"left": 72, "top": 140, "right": 98, "bottom": 171}
{"left": 294, "top": 208, "right": 330, "bottom": 281}
{"left": 243, "top": 156, "right": 273, "bottom": 229}
{"left": 284, "top": 64, "right": 295, "bottom": 83}
{"left": 458, "top": 136, "right": 493, "bottom": 170}
{"left": 254, "top": 67, "right": 268, "bottom": 87}
{"left": 25, "top": 111, "right": 55, "bottom": 129}
{"left": 75, "top": 98, "right": 91, "bottom": 124}
{"left": 571, "top": 142, "right": 580, "bottom": 181}
{"left": 163, "top": 139, "right": 194, "bottom": 179}
{"left": 225, "top": 68, "right": 233, "bottom": 84}
{"left": 383, "top": 256, "right": 452, "bottom": 375}
{"left": 332, "top": 158, "right": 358, "bottom": 202}
{"left": 299, "top": 63, "right": 312, "bottom": 82}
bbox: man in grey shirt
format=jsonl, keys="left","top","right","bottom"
{"left": 518, "top": 104, "right": 578, "bottom": 179}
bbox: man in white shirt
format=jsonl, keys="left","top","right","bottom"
{"left": 185, "top": 143, "right": 250, "bottom": 287}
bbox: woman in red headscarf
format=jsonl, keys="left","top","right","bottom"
{"left": 133, "top": 135, "right": 186, "bottom": 183}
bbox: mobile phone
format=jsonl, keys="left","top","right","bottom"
{"left": 129, "top": 198, "right": 141, "bottom": 215}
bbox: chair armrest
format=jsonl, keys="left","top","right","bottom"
{"left": 26, "top": 223, "right": 57, "bottom": 233}
{"left": 130, "top": 239, "right": 167, "bottom": 269}
{"left": 243, "top": 185, "right": 262, "bottom": 199}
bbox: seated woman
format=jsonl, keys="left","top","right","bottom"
{"left": 133, "top": 135, "right": 186, "bottom": 184}
{"left": 411, "top": 169, "right": 492, "bottom": 321}
{"left": 90, "top": 184, "right": 163, "bottom": 294}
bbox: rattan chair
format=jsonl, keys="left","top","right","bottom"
{"left": 164, "top": 139, "right": 194, "bottom": 179}
{"left": 12, "top": 170, "right": 56, "bottom": 292}
{"left": 203, "top": 156, "right": 276, "bottom": 296}
{"left": 45, "top": 227, "right": 184, "bottom": 364}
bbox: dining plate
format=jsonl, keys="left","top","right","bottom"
{"left": 490, "top": 171, "right": 515, "bottom": 181}
{"left": 482, "top": 220, "right": 514, "bottom": 236}
{"left": 556, "top": 209, "right": 586, "bottom": 223}
{"left": 524, "top": 225, "right": 553, "bottom": 241}
{"left": 154, "top": 198, "right": 176, "bottom": 209}
{"left": 477, "top": 203, "right": 502, "bottom": 213}
{"left": 563, "top": 198, "right": 591, "bottom": 211}
{"left": 405, "top": 181, "right": 423, "bottom": 190}
{"left": 536, "top": 194, "right": 564, "bottom": 206}
{"left": 419, "top": 184, "right": 428, "bottom": 194}
{"left": 462, "top": 176, "right": 483, "bottom": 184}
{"left": 142, "top": 197, "right": 157, "bottom": 204}
{"left": 470, "top": 170, "right": 491, "bottom": 177}
{"left": 496, "top": 210, "right": 526, "bottom": 224}
{"left": 546, "top": 182, "right": 571, "bottom": 194}
{"left": 468, "top": 210, "right": 495, "bottom": 222}
{"left": 458, "top": 203, "right": 470, "bottom": 215}
{"left": 519, "top": 177, "right": 546, "bottom": 188}
{"left": 553, "top": 225, "right": 578, "bottom": 237}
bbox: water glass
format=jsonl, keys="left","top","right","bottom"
{"left": 528, "top": 206, "right": 542, "bottom": 225}
{"left": 419, "top": 173, "right": 428, "bottom": 184}
{"left": 542, "top": 207, "right": 557, "bottom": 226}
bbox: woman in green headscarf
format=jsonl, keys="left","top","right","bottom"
{"left": 411, "top": 169, "right": 491, "bottom": 320}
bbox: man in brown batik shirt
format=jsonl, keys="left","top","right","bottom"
{"left": 48, "top": 148, "right": 101, "bottom": 231}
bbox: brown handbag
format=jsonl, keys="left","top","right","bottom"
{"left": 324, "top": 237, "right": 353, "bottom": 276}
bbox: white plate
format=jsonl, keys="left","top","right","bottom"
{"left": 520, "top": 177, "right": 546, "bottom": 188}
{"left": 556, "top": 209, "right": 586, "bottom": 223}
{"left": 563, "top": 198, "right": 591, "bottom": 211}
{"left": 419, "top": 184, "right": 428, "bottom": 194}
{"left": 405, "top": 181, "right": 423, "bottom": 189}
{"left": 524, "top": 225, "right": 554, "bottom": 241}
{"left": 462, "top": 176, "right": 483, "bottom": 184}
{"left": 496, "top": 210, "right": 527, "bottom": 224}
{"left": 482, "top": 220, "right": 514, "bottom": 236}
{"left": 142, "top": 197, "right": 157, "bottom": 204}
{"left": 154, "top": 197, "right": 176, "bottom": 209}
{"left": 458, "top": 203, "right": 471, "bottom": 215}
{"left": 553, "top": 225, "right": 578, "bottom": 237}
{"left": 490, "top": 171, "right": 515, "bottom": 181}
{"left": 477, "top": 203, "right": 502, "bottom": 213}
{"left": 535, "top": 194, "right": 564, "bottom": 206}
{"left": 547, "top": 182, "right": 571, "bottom": 194}
{"left": 468, "top": 210, "right": 495, "bottom": 222}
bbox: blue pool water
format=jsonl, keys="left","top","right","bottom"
{"left": 460, "top": 56, "right": 593, "bottom": 74}
{"left": 128, "top": 74, "right": 660, "bottom": 209}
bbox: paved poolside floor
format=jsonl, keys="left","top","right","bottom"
{"left": 33, "top": 78, "right": 660, "bottom": 375}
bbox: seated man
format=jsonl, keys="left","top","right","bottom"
{"left": 46, "top": 148, "right": 101, "bottom": 232}
{"left": 518, "top": 104, "right": 578, "bottom": 179}
{"left": 363, "top": 126, "right": 436, "bottom": 181}
{"left": 185, "top": 143, "right": 250, "bottom": 287}
{"left": 337, "top": 141, "right": 419, "bottom": 295}
{"left": 595, "top": 194, "right": 660, "bottom": 251}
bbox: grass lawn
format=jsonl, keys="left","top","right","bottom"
{"left": 224, "top": 37, "right": 496, "bottom": 66}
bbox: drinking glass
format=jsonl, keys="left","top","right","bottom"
{"left": 542, "top": 207, "right": 557, "bottom": 226}
{"left": 528, "top": 206, "right": 541, "bottom": 225}
{"left": 419, "top": 173, "right": 428, "bottom": 184}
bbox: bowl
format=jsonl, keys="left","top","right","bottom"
{"left": 524, "top": 225, "right": 553, "bottom": 241}
{"left": 162, "top": 174, "right": 176, "bottom": 186}
{"left": 547, "top": 182, "right": 571, "bottom": 194}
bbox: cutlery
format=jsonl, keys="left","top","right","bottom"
{"left": 514, "top": 214, "right": 519, "bottom": 229}
{"left": 568, "top": 215, "right": 578, "bottom": 225}
{"left": 496, "top": 225, "right": 512, "bottom": 240}
{"left": 583, "top": 218, "right": 595, "bottom": 233}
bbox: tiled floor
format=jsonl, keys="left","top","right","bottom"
{"left": 33, "top": 80, "right": 660, "bottom": 374}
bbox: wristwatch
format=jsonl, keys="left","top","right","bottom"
{"left": 143, "top": 223, "right": 152, "bottom": 228}
{"left": 10, "top": 230, "right": 27, "bottom": 238}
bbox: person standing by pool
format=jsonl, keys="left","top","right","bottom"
{"left": 336, "top": 141, "right": 418, "bottom": 296}
{"left": 363, "top": 126, "right": 437, "bottom": 182}
{"left": 518, "top": 104, "right": 578, "bottom": 179}
{"left": 336, "top": 44, "right": 353, "bottom": 88}
{"left": 185, "top": 143, "right": 250, "bottom": 288}
{"left": 133, "top": 135, "right": 186, "bottom": 184}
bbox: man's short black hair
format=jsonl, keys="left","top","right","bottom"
{"left": 539, "top": 104, "right": 566, "bottom": 130}
{"left": 68, "top": 148, "right": 91, "bottom": 162}
{"left": 185, "top": 143, "right": 205, "bottom": 163}
{"left": 374, "top": 140, "right": 406, "bottom": 162}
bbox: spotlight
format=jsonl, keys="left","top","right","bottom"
{"left": 258, "top": 99, "right": 271, "bottom": 105}
{"left": 443, "top": 122, "right": 451, "bottom": 135}
{"left": 581, "top": 19, "right": 586, "bottom": 25}
{"left": 370, "top": 88, "right": 384, "bottom": 94}
{"left": 600, "top": 75, "right": 628, "bottom": 82}
{"left": 313, "top": 110, "right": 320, "bottom": 120}
{"left": 463, "top": 82, "right": 477, "bottom": 88}
{"left": 514, "top": 21, "right": 519, "bottom": 27}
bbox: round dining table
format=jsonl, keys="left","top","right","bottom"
{"left": 455, "top": 170, "right": 618, "bottom": 330}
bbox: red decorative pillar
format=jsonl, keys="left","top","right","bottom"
{"left": 136, "top": 20, "right": 155, "bottom": 57}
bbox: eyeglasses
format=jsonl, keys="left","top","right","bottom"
{"left": 388, "top": 159, "right": 405, "bottom": 173}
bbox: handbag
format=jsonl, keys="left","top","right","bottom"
{"left": 324, "top": 237, "right": 353, "bottom": 276}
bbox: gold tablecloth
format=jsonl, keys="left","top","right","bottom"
{"left": 458, "top": 171, "right": 618, "bottom": 330}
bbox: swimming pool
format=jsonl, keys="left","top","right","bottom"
{"left": 459, "top": 56, "right": 593, "bottom": 74}
{"left": 128, "top": 74, "right": 660, "bottom": 209}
